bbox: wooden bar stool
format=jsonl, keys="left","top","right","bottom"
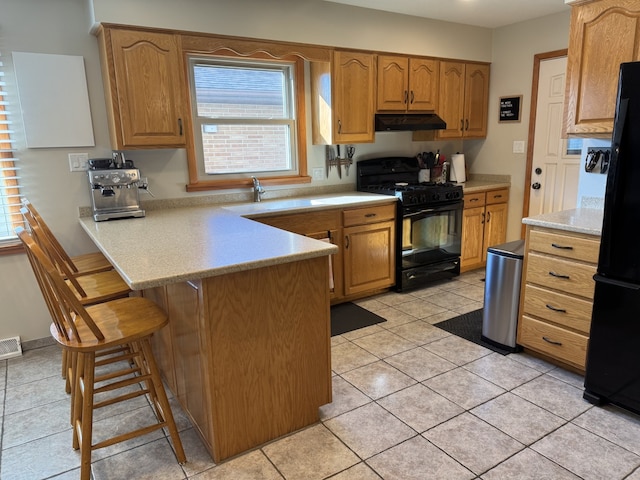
{"left": 21, "top": 199, "right": 113, "bottom": 275}
{"left": 17, "top": 227, "right": 186, "bottom": 480}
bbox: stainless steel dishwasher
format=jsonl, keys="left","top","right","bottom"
{"left": 481, "top": 239, "right": 525, "bottom": 352}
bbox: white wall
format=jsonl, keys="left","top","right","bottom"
{"left": 1, "top": 0, "right": 572, "bottom": 342}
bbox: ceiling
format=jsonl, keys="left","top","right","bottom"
{"left": 322, "top": 0, "right": 570, "bottom": 29}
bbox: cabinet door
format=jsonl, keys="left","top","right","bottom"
{"left": 377, "top": 55, "right": 409, "bottom": 111}
{"left": 107, "top": 29, "right": 186, "bottom": 148}
{"left": 333, "top": 51, "right": 376, "bottom": 143}
{"left": 565, "top": 0, "right": 640, "bottom": 136}
{"left": 144, "top": 286, "right": 177, "bottom": 394}
{"left": 343, "top": 220, "right": 395, "bottom": 295}
{"left": 408, "top": 58, "right": 439, "bottom": 111}
{"left": 464, "top": 63, "right": 490, "bottom": 138}
{"left": 437, "top": 61, "right": 466, "bottom": 139}
{"left": 461, "top": 206, "right": 485, "bottom": 270}
{"left": 482, "top": 202, "right": 508, "bottom": 261}
{"left": 304, "top": 230, "right": 343, "bottom": 302}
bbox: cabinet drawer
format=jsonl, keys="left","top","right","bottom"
{"left": 529, "top": 229, "right": 600, "bottom": 263}
{"left": 523, "top": 284, "right": 593, "bottom": 334}
{"left": 485, "top": 188, "right": 509, "bottom": 205}
{"left": 463, "top": 192, "right": 485, "bottom": 209}
{"left": 343, "top": 203, "right": 396, "bottom": 227}
{"left": 525, "top": 252, "right": 596, "bottom": 298}
{"left": 518, "top": 315, "right": 588, "bottom": 369}
{"left": 256, "top": 209, "right": 340, "bottom": 235}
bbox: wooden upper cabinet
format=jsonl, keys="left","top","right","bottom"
{"left": 332, "top": 51, "right": 376, "bottom": 143}
{"left": 564, "top": 0, "right": 640, "bottom": 136}
{"left": 437, "top": 61, "right": 489, "bottom": 139}
{"left": 377, "top": 55, "right": 439, "bottom": 111}
{"left": 97, "top": 27, "right": 187, "bottom": 149}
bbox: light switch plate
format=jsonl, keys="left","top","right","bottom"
{"left": 69, "top": 152, "right": 89, "bottom": 172}
{"left": 513, "top": 140, "right": 525, "bottom": 154}
{"left": 312, "top": 167, "right": 324, "bottom": 181}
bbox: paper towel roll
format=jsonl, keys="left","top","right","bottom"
{"left": 450, "top": 154, "right": 466, "bottom": 183}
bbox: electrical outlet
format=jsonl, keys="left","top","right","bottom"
{"left": 68, "top": 153, "right": 89, "bottom": 172}
{"left": 312, "top": 167, "right": 324, "bottom": 181}
{"left": 513, "top": 140, "right": 525, "bottom": 154}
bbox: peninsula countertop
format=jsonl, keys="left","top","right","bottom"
{"left": 522, "top": 208, "right": 604, "bottom": 236}
{"left": 79, "top": 192, "right": 396, "bottom": 290}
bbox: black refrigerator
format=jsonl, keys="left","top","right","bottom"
{"left": 584, "top": 61, "right": 640, "bottom": 413}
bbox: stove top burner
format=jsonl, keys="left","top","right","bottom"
{"left": 361, "top": 182, "right": 463, "bottom": 206}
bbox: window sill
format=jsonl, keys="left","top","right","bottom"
{"left": 186, "top": 175, "right": 311, "bottom": 192}
{"left": 0, "top": 241, "right": 24, "bottom": 255}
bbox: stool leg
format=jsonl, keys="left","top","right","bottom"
{"left": 77, "top": 352, "right": 96, "bottom": 480}
{"left": 140, "top": 338, "right": 186, "bottom": 464}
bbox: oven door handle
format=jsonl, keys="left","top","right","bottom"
{"left": 404, "top": 207, "right": 438, "bottom": 217}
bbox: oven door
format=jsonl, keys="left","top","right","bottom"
{"left": 400, "top": 200, "right": 463, "bottom": 270}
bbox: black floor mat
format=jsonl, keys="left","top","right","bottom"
{"left": 434, "top": 308, "right": 513, "bottom": 356}
{"left": 331, "top": 302, "right": 386, "bottom": 337}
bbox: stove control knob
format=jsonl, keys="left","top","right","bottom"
{"left": 432, "top": 192, "right": 440, "bottom": 201}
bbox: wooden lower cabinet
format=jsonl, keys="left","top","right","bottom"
{"left": 255, "top": 201, "right": 396, "bottom": 302}
{"left": 461, "top": 188, "right": 509, "bottom": 272}
{"left": 147, "top": 256, "right": 332, "bottom": 462}
{"left": 517, "top": 225, "right": 600, "bottom": 371}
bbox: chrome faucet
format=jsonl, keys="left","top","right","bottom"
{"left": 251, "top": 176, "right": 266, "bottom": 202}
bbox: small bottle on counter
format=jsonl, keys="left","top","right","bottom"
{"left": 441, "top": 162, "right": 449, "bottom": 183}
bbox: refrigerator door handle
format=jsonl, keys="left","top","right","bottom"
{"left": 594, "top": 273, "right": 640, "bottom": 290}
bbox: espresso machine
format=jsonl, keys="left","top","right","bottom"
{"left": 88, "top": 153, "right": 147, "bottom": 221}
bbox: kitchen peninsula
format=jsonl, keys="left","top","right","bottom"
{"left": 79, "top": 203, "right": 340, "bottom": 462}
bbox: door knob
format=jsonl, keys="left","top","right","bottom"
{"left": 535, "top": 167, "right": 542, "bottom": 175}
{"left": 532, "top": 182, "right": 541, "bottom": 190}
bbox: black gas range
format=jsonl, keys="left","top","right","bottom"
{"left": 357, "top": 157, "right": 463, "bottom": 291}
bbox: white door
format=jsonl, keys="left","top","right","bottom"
{"left": 528, "top": 56, "right": 580, "bottom": 216}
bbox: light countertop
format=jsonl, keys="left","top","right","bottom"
{"left": 522, "top": 208, "right": 603, "bottom": 236}
{"left": 79, "top": 192, "right": 395, "bottom": 290}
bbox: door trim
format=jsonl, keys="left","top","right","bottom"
{"left": 521, "top": 49, "right": 568, "bottom": 238}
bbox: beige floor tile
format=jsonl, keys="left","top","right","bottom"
{"left": 5, "top": 345, "right": 62, "bottom": 388}
{"left": 532, "top": 423, "right": 640, "bottom": 480}
{"left": 387, "top": 320, "right": 451, "bottom": 346}
{"left": 463, "top": 352, "right": 542, "bottom": 390}
{"left": 421, "top": 310, "right": 459, "bottom": 324}
{"left": 385, "top": 347, "right": 457, "bottom": 382}
{"left": 423, "top": 335, "right": 492, "bottom": 366}
{"left": 262, "top": 424, "right": 359, "bottom": 480}
{"left": 573, "top": 404, "right": 640, "bottom": 455}
{"left": 324, "top": 403, "right": 415, "bottom": 459}
{"left": 423, "top": 413, "right": 523, "bottom": 475}
{"left": 512, "top": 374, "right": 591, "bottom": 420}
{"left": 627, "top": 467, "right": 640, "bottom": 480}
{"left": 378, "top": 384, "right": 464, "bottom": 432}
{"left": 191, "top": 450, "right": 282, "bottom": 480}
{"left": 471, "top": 392, "right": 566, "bottom": 445}
{"left": 91, "top": 437, "right": 185, "bottom": 480}
{"left": 450, "top": 283, "right": 486, "bottom": 303}
{"left": 175, "top": 428, "right": 216, "bottom": 477}
{"left": 449, "top": 301, "right": 483, "bottom": 315}
{"left": 331, "top": 341, "right": 378, "bottom": 374}
{"left": 353, "top": 298, "right": 389, "bottom": 313}
{"left": 373, "top": 306, "right": 420, "bottom": 328}
{"left": 352, "top": 330, "right": 417, "bottom": 358}
{"left": 369, "top": 291, "right": 416, "bottom": 307}
{"left": 423, "top": 367, "right": 504, "bottom": 410}
{"left": 393, "top": 298, "right": 448, "bottom": 319}
{"left": 341, "top": 361, "right": 416, "bottom": 400}
{"left": 319, "top": 376, "right": 371, "bottom": 421}
{"left": 4, "top": 375, "right": 68, "bottom": 415}
{"left": 509, "top": 351, "right": 556, "bottom": 373}
{"left": 328, "top": 462, "right": 380, "bottom": 480}
{"left": 2, "top": 398, "right": 71, "bottom": 449}
{"left": 340, "top": 324, "right": 386, "bottom": 341}
{"left": 481, "top": 447, "right": 581, "bottom": 479}
{"left": 0, "top": 429, "right": 79, "bottom": 480}
{"left": 546, "top": 365, "right": 585, "bottom": 389}
{"left": 367, "top": 435, "right": 474, "bottom": 480}
{"left": 416, "top": 290, "right": 477, "bottom": 310}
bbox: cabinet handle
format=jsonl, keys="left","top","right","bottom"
{"left": 465, "top": 119, "right": 469, "bottom": 131}
{"left": 549, "top": 271, "right": 570, "bottom": 279}
{"left": 178, "top": 118, "right": 183, "bottom": 136}
{"left": 364, "top": 213, "right": 377, "bottom": 218}
{"left": 492, "top": 194, "right": 503, "bottom": 199}
{"left": 545, "top": 304, "right": 567, "bottom": 313}
{"left": 481, "top": 212, "right": 485, "bottom": 224}
{"left": 410, "top": 91, "right": 414, "bottom": 104}
{"left": 551, "top": 243, "right": 574, "bottom": 250}
{"left": 542, "top": 336, "right": 563, "bottom": 346}
{"left": 486, "top": 211, "right": 491, "bottom": 222}
{"left": 404, "top": 90, "right": 408, "bottom": 105}
{"left": 460, "top": 119, "right": 464, "bottom": 131}
{"left": 345, "top": 235, "right": 349, "bottom": 249}
{"left": 469, "top": 198, "right": 479, "bottom": 202}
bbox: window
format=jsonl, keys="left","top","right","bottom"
{"left": 185, "top": 54, "right": 309, "bottom": 191}
{"left": 0, "top": 51, "right": 23, "bottom": 252}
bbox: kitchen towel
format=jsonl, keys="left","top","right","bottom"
{"left": 450, "top": 153, "right": 466, "bottom": 183}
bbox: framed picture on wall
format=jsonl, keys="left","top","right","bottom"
{"left": 499, "top": 95, "right": 522, "bottom": 123}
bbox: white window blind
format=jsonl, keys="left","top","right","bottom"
{"left": 0, "top": 51, "right": 23, "bottom": 246}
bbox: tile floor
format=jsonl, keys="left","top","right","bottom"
{"left": 3, "top": 270, "right": 640, "bottom": 479}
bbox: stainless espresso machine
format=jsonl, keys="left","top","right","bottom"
{"left": 88, "top": 154, "right": 146, "bottom": 222}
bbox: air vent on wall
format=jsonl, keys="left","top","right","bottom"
{"left": 0, "top": 336, "right": 22, "bottom": 360}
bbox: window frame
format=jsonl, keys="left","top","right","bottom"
{"left": 184, "top": 51, "right": 309, "bottom": 192}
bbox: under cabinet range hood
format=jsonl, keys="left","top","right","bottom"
{"left": 375, "top": 113, "right": 446, "bottom": 132}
